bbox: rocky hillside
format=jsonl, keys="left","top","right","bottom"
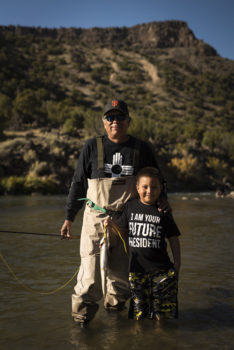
{"left": 0, "top": 21, "right": 233, "bottom": 194}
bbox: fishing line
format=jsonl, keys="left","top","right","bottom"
{"left": 0, "top": 253, "right": 79, "bottom": 295}
{"left": 104, "top": 223, "right": 128, "bottom": 255}
{"left": 112, "top": 223, "right": 128, "bottom": 255}
{"left": 1, "top": 199, "right": 127, "bottom": 294}
{"left": 0, "top": 230, "right": 79, "bottom": 294}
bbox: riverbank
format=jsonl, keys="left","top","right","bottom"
{"left": 0, "top": 129, "right": 233, "bottom": 195}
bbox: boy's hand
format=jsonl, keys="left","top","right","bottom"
{"left": 104, "top": 216, "right": 112, "bottom": 227}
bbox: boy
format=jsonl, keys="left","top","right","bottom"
{"left": 105, "top": 167, "right": 181, "bottom": 321}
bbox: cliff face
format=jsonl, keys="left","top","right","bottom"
{"left": 128, "top": 21, "right": 198, "bottom": 48}
{"left": 0, "top": 20, "right": 217, "bottom": 53}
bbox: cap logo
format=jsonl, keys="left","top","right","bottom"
{"left": 112, "top": 100, "right": 119, "bottom": 107}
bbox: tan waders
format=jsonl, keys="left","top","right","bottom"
{"left": 72, "top": 176, "right": 137, "bottom": 322}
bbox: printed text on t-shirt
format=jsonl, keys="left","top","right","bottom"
{"left": 128, "top": 212, "right": 162, "bottom": 249}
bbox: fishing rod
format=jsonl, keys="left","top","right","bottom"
{"left": 0, "top": 230, "right": 79, "bottom": 239}
{"left": 0, "top": 229, "right": 79, "bottom": 295}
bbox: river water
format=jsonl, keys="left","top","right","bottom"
{"left": 0, "top": 193, "right": 233, "bottom": 350}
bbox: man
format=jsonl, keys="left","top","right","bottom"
{"left": 60, "top": 99, "right": 168, "bottom": 324}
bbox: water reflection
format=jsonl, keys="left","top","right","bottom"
{"left": 70, "top": 312, "right": 121, "bottom": 350}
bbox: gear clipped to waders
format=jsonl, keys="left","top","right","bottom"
{"left": 78, "top": 198, "right": 128, "bottom": 255}
{"left": 78, "top": 198, "right": 107, "bottom": 214}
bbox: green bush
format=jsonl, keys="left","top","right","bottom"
{"left": 91, "top": 65, "right": 110, "bottom": 83}
{"left": 0, "top": 93, "right": 12, "bottom": 135}
{"left": 1, "top": 176, "right": 58, "bottom": 194}
{"left": 25, "top": 176, "right": 58, "bottom": 194}
{"left": 62, "top": 116, "right": 79, "bottom": 134}
{"left": 220, "top": 132, "right": 234, "bottom": 160}
{"left": 128, "top": 116, "right": 148, "bottom": 141}
{"left": 202, "top": 129, "right": 222, "bottom": 151}
{"left": 117, "top": 57, "right": 130, "bottom": 71}
{"left": 46, "top": 100, "right": 70, "bottom": 125}
{"left": 13, "top": 89, "right": 47, "bottom": 125}
{"left": 28, "top": 161, "right": 49, "bottom": 177}
{"left": 83, "top": 110, "right": 104, "bottom": 136}
{"left": 183, "top": 123, "right": 205, "bottom": 142}
{"left": 23, "top": 149, "right": 37, "bottom": 163}
{"left": 1, "top": 176, "right": 26, "bottom": 194}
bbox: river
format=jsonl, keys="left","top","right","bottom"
{"left": 0, "top": 193, "right": 233, "bottom": 350}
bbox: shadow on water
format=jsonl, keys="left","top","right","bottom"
{"left": 179, "top": 286, "right": 234, "bottom": 328}
{"left": 68, "top": 285, "right": 234, "bottom": 350}
{"left": 69, "top": 310, "right": 177, "bottom": 350}
{"left": 180, "top": 304, "right": 234, "bottom": 331}
{"left": 67, "top": 308, "right": 234, "bottom": 350}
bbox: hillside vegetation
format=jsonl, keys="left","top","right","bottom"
{"left": 0, "top": 21, "right": 234, "bottom": 194}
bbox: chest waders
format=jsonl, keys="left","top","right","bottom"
{"left": 72, "top": 136, "right": 140, "bottom": 322}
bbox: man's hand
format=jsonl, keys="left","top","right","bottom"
{"left": 157, "top": 196, "right": 171, "bottom": 213}
{"left": 60, "top": 220, "right": 72, "bottom": 239}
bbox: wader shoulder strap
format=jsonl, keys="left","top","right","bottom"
{"left": 96, "top": 135, "right": 104, "bottom": 169}
{"left": 96, "top": 135, "right": 105, "bottom": 177}
{"left": 133, "top": 138, "right": 141, "bottom": 171}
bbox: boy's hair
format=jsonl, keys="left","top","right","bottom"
{"left": 136, "top": 167, "right": 163, "bottom": 185}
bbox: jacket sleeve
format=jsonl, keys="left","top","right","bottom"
{"left": 65, "top": 141, "right": 91, "bottom": 221}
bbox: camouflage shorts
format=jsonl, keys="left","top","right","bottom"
{"left": 128, "top": 268, "right": 178, "bottom": 320}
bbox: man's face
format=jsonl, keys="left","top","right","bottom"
{"left": 103, "top": 110, "right": 130, "bottom": 141}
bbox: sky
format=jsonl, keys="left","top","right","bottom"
{"left": 0, "top": 0, "right": 234, "bottom": 60}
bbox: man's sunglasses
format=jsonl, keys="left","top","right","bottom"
{"left": 105, "top": 114, "right": 127, "bottom": 122}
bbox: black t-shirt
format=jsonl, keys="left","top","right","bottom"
{"left": 66, "top": 135, "right": 161, "bottom": 221}
{"left": 115, "top": 199, "right": 181, "bottom": 273}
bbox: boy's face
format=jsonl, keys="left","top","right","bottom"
{"left": 136, "top": 176, "right": 161, "bottom": 205}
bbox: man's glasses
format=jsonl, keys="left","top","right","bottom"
{"left": 105, "top": 114, "right": 127, "bottom": 122}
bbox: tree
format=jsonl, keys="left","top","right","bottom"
{"left": 13, "top": 89, "right": 41, "bottom": 125}
{"left": 0, "top": 94, "right": 12, "bottom": 136}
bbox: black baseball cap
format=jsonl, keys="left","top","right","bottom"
{"left": 103, "top": 99, "right": 129, "bottom": 116}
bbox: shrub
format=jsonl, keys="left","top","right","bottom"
{"left": 46, "top": 100, "right": 70, "bottom": 125}
{"left": 128, "top": 116, "right": 148, "bottom": 141}
{"left": 183, "top": 123, "right": 205, "bottom": 142}
{"left": 0, "top": 175, "right": 58, "bottom": 194}
{"left": 169, "top": 152, "right": 202, "bottom": 181}
{"left": 25, "top": 176, "right": 58, "bottom": 194}
{"left": 0, "top": 94, "right": 12, "bottom": 135}
{"left": 91, "top": 65, "right": 110, "bottom": 83}
{"left": 117, "top": 57, "right": 130, "bottom": 70}
{"left": 202, "top": 129, "right": 222, "bottom": 151}
{"left": 83, "top": 110, "right": 104, "bottom": 136}
{"left": 62, "top": 117, "right": 78, "bottom": 134}
{"left": 23, "top": 149, "right": 37, "bottom": 163}
{"left": 205, "top": 157, "right": 230, "bottom": 179}
{"left": 28, "top": 161, "right": 49, "bottom": 177}
{"left": 1, "top": 176, "right": 26, "bottom": 194}
{"left": 220, "top": 132, "right": 234, "bottom": 160}
{"left": 12, "top": 89, "right": 47, "bottom": 126}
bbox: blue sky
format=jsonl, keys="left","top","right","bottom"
{"left": 1, "top": 0, "right": 234, "bottom": 60}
